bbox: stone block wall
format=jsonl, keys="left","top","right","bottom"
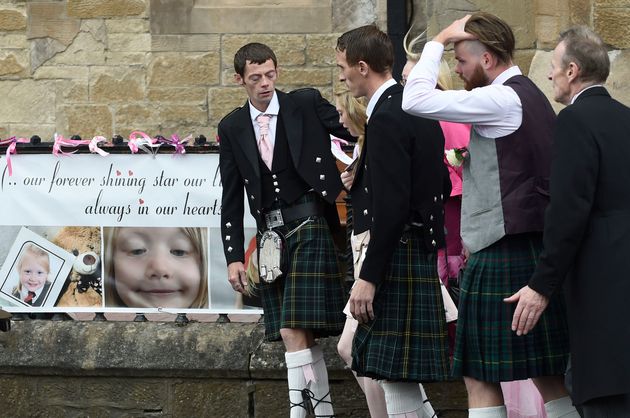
{"left": 2, "top": 0, "right": 630, "bottom": 142}
{"left": 0, "top": 0, "right": 384, "bottom": 141}
{"left": 0, "top": 319, "right": 469, "bottom": 417}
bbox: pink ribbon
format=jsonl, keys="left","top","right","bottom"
{"left": 157, "top": 134, "right": 192, "bottom": 155}
{"left": 330, "top": 137, "right": 349, "bottom": 154}
{"left": 0, "top": 136, "right": 30, "bottom": 176}
{"left": 128, "top": 131, "right": 160, "bottom": 155}
{"left": 89, "top": 136, "right": 109, "bottom": 156}
{"left": 301, "top": 364, "right": 317, "bottom": 385}
{"left": 53, "top": 133, "right": 91, "bottom": 157}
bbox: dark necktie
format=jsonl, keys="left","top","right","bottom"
{"left": 24, "top": 291, "right": 36, "bottom": 304}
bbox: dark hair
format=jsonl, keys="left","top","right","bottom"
{"left": 234, "top": 42, "right": 277, "bottom": 77}
{"left": 336, "top": 25, "right": 394, "bottom": 74}
{"left": 464, "top": 12, "right": 515, "bottom": 64}
{"left": 559, "top": 26, "right": 609, "bottom": 84}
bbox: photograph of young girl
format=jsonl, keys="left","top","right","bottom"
{"left": 0, "top": 227, "right": 75, "bottom": 309}
{"left": 103, "top": 227, "right": 208, "bottom": 309}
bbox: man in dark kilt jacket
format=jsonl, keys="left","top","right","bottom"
{"left": 402, "top": 13, "right": 580, "bottom": 418}
{"left": 336, "top": 25, "right": 451, "bottom": 416}
{"left": 218, "top": 43, "right": 354, "bottom": 417}
{"left": 509, "top": 26, "right": 630, "bottom": 417}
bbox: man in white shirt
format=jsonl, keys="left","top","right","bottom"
{"left": 402, "top": 12, "right": 579, "bottom": 418}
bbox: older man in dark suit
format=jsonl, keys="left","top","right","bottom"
{"left": 218, "top": 42, "right": 353, "bottom": 417}
{"left": 507, "top": 26, "right": 630, "bottom": 416}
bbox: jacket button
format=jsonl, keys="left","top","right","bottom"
{"left": 226, "top": 235, "right": 231, "bottom": 241}
{"left": 322, "top": 190, "right": 327, "bottom": 197}
{"left": 256, "top": 209, "right": 261, "bottom": 214}
{"left": 434, "top": 196, "right": 438, "bottom": 202}
{"left": 244, "top": 178, "right": 249, "bottom": 184}
{"left": 272, "top": 174, "right": 277, "bottom": 179}
{"left": 429, "top": 228, "right": 433, "bottom": 235}
{"left": 431, "top": 240, "right": 436, "bottom": 247}
{"left": 316, "top": 157, "right": 322, "bottom": 163}
{"left": 227, "top": 246, "right": 233, "bottom": 252}
{"left": 250, "top": 195, "right": 255, "bottom": 200}
{"left": 225, "top": 222, "right": 232, "bottom": 228}
{"left": 273, "top": 181, "right": 278, "bottom": 186}
{"left": 430, "top": 215, "right": 434, "bottom": 221}
{"left": 320, "top": 174, "right": 325, "bottom": 180}
{"left": 363, "top": 209, "right": 368, "bottom": 215}
{"left": 275, "top": 188, "right": 280, "bottom": 193}
{"left": 364, "top": 187, "right": 368, "bottom": 193}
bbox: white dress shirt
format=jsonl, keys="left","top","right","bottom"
{"left": 249, "top": 91, "right": 280, "bottom": 146}
{"left": 402, "top": 41, "right": 523, "bottom": 139}
{"left": 366, "top": 78, "right": 398, "bottom": 119}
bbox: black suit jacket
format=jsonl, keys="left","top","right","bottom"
{"left": 353, "top": 83, "right": 450, "bottom": 284}
{"left": 218, "top": 88, "right": 353, "bottom": 264}
{"left": 529, "top": 87, "right": 630, "bottom": 404}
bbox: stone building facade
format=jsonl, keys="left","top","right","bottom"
{"left": 1, "top": 0, "right": 629, "bottom": 142}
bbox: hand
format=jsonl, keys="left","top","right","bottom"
{"left": 349, "top": 279, "right": 376, "bottom": 324}
{"left": 341, "top": 170, "right": 354, "bottom": 191}
{"left": 228, "top": 262, "right": 247, "bottom": 294}
{"left": 433, "top": 15, "right": 476, "bottom": 46}
{"left": 504, "top": 285, "right": 550, "bottom": 336}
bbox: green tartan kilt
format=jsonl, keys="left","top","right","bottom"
{"left": 452, "top": 232, "right": 570, "bottom": 381}
{"left": 351, "top": 232, "right": 450, "bottom": 382}
{"left": 258, "top": 216, "right": 346, "bottom": 342}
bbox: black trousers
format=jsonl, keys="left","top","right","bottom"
{"left": 582, "top": 393, "right": 630, "bottom": 418}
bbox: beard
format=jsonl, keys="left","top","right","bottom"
{"left": 462, "top": 63, "right": 489, "bottom": 91}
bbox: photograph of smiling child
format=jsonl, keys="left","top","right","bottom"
{"left": 103, "top": 227, "right": 208, "bottom": 309}
{"left": 11, "top": 243, "right": 52, "bottom": 307}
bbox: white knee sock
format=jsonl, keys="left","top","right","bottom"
{"left": 544, "top": 396, "right": 580, "bottom": 418}
{"left": 418, "top": 384, "right": 436, "bottom": 418}
{"left": 285, "top": 346, "right": 334, "bottom": 418}
{"left": 468, "top": 406, "right": 507, "bottom": 418}
{"left": 380, "top": 381, "right": 423, "bottom": 418}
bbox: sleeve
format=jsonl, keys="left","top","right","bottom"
{"left": 359, "top": 110, "right": 410, "bottom": 284}
{"left": 218, "top": 122, "right": 246, "bottom": 265}
{"left": 402, "top": 41, "right": 521, "bottom": 131}
{"left": 528, "top": 109, "right": 599, "bottom": 297}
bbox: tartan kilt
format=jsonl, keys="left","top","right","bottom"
{"left": 258, "top": 215, "right": 346, "bottom": 342}
{"left": 351, "top": 232, "right": 450, "bottom": 382}
{"left": 452, "top": 232, "right": 570, "bottom": 381}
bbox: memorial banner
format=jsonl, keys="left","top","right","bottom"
{"left": 0, "top": 153, "right": 260, "bottom": 314}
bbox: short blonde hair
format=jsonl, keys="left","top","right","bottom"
{"left": 334, "top": 84, "right": 367, "bottom": 151}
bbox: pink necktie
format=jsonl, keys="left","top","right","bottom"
{"left": 256, "top": 114, "right": 273, "bottom": 170}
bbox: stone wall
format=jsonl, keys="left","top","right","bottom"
{"left": 1, "top": 1, "right": 630, "bottom": 142}
{"left": 0, "top": 0, "right": 385, "bottom": 141}
{"left": 0, "top": 318, "right": 469, "bottom": 417}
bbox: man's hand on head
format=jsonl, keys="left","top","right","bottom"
{"left": 433, "top": 15, "right": 476, "bottom": 46}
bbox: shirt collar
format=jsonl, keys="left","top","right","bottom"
{"left": 249, "top": 90, "right": 280, "bottom": 122}
{"left": 571, "top": 84, "right": 604, "bottom": 104}
{"left": 492, "top": 66, "right": 523, "bottom": 86}
{"left": 366, "top": 78, "right": 398, "bottom": 119}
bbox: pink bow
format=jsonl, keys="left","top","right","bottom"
{"left": 157, "top": 134, "right": 192, "bottom": 155}
{"left": 0, "top": 136, "right": 30, "bottom": 176}
{"left": 128, "top": 131, "right": 161, "bottom": 155}
{"left": 53, "top": 133, "right": 91, "bottom": 157}
{"left": 89, "top": 136, "right": 109, "bottom": 156}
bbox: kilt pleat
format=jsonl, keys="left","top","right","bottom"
{"left": 258, "top": 216, "right": 346, "bottom": 342}
{"left": 452, "top": 233, "right": 570, "bottom": 381}
{"left": 351, "top": 233, "right": 449, "bottom": 382}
